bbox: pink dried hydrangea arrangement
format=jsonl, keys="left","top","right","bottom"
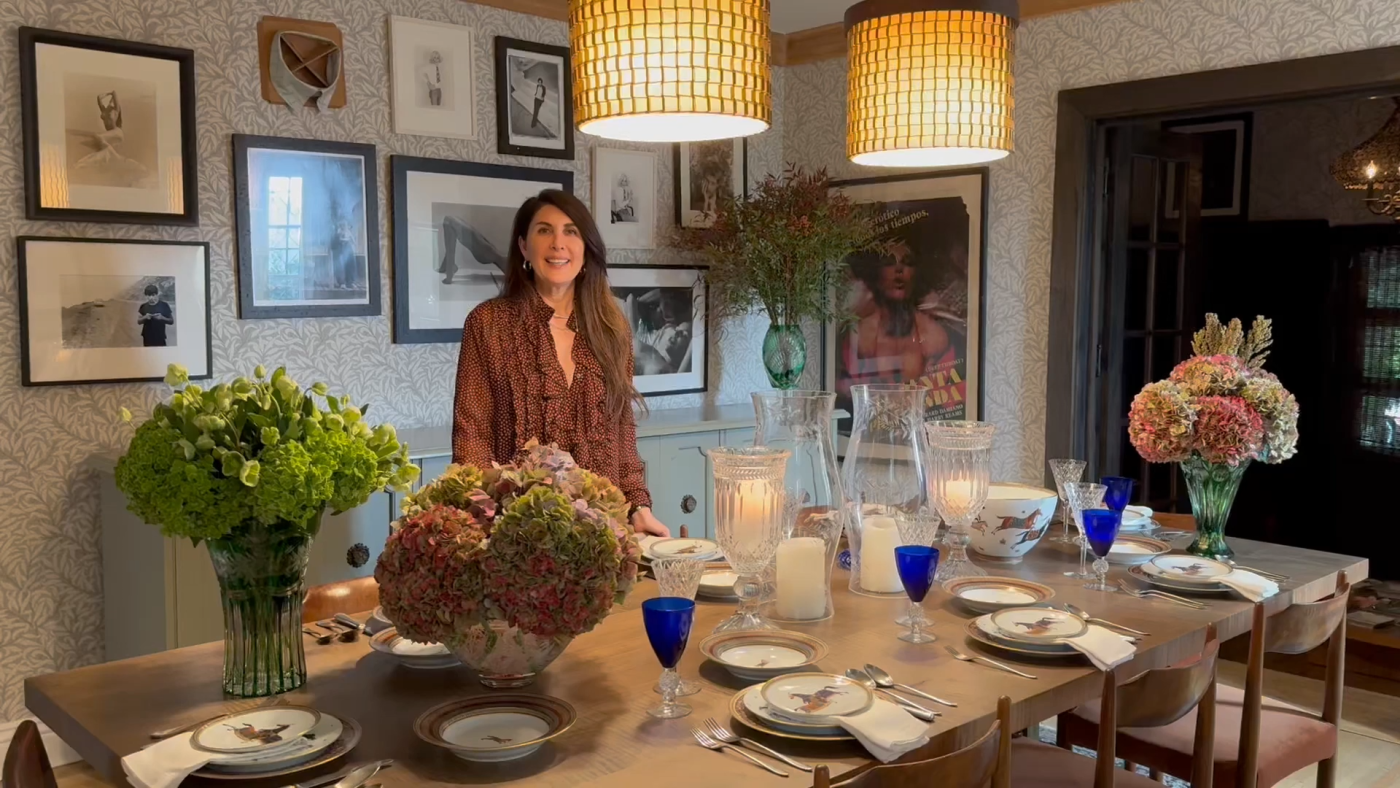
{"left": 375, "top": 440, "right": 640, "bottom": 646}
{"left": 1128, "top": 315, "right": 1299, "bottom": 467}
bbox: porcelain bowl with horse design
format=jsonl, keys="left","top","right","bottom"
{"left": 967, "top": 483, "right": 1060, "bottom": 563}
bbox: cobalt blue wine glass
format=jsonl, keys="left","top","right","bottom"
{"left": 1081, "top": 508, "right": 1123, "bottom": 593}
{"left": 894, "top": 546, "right": 940, "bottom": 643}
{"left": 643, "top": 597, "right": 696, "bottom": 719}
{"left": 1100, "top": 476, "right": 1136, "bottom": 513}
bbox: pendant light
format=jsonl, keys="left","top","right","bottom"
{"left": 570, "top": 0, "right": 772, "bottom": 143}
{"left": 846, "top": 0, "right": 1018, "bottom": 167}
{"left": 1331, "top": 98, "right": 1400, "bottom": 218}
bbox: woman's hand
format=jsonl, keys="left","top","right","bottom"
{"left": 630, "top": 507, "right": 671, "bottom": 537}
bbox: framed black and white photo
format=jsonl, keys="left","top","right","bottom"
{"left": 233, "top": 135, "right": 379, "bottom": 319}
{"left": 18, "top": 237, "right": 210, "bottom": 386}
{"left": 390, "top": 16, "right": 475, "bottom": 140}
{"left": 392, "top": 156, "right": 573, "bottom": 344}
{"left": 593, "top": 148, "right": 656, "bottom": 250}
{"left": 494, "top": 37, "right": 573, "bottom": 160}
{"left": 609, "top": 266, "right": 708, "bottom": 396}
{"left": 19, "top": 27, "right": 199, "bottom": 225}
{"left": 675, "top": 138, "right": 746, "bottom": 228}
{"left": 1163, "top": 112, "right": 1253, "bottom": 218}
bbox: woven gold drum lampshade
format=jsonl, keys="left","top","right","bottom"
{"left": 846, "top": 0, "right": 1018, "bottom": 167}
{"left": 569, "top": 0, "right": 772, "bottom": 142}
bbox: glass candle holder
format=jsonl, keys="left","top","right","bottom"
{"left": 925, "top": 420, "right": 995, "bottom": 581}
{"left": 711, "top": 446, "right": 789, "bottom": 633}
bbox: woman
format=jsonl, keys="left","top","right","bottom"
{"left": 453, "top": 190, "right": 670, "bottom": 537}
{"left": 531, "top": 77, "right": 546, "bottom": 128}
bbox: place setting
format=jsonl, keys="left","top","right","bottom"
{"left": 1133, "top": 554, "right": 1283, "bottom": 601}
{"left": 962, "top": 606, "right": 1138, "bottom": 671}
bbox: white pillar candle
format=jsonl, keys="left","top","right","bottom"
{"left": 860, "top": 516, "right": 904, "bottom": 593}
{"left": 776, "top": 537, "right": 827, "bottom": 620}
{"left": 945, "top": 479, "right": 974, "bottom": 509}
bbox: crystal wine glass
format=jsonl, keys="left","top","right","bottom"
{"left": 1100, "top": 476, "right": 1136, "bottom": 513}
{"left": 643, "top": 597, "right": 696, "bottom": 719}
{"left": 652, "top": 558, "right": 705, "bottom": 697}
{"left": 894, "top": 546, "right": 940, "bottom": 643}
{"left": 926, "top": 420, "right": 995, "bottom": 581}
{"left": 1081, "top": 509, "right": 1123, "bottom": 593}
{"left": 1048, "top": 459, "right": 1087, "bottom": 544}
{"left": 711, "top": 446, "right": 789, "bottom": 633}
{"left": 1063, "top": 482, "right": 1106, "bottom": 580}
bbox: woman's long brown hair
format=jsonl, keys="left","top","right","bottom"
{"left": 505, "top": 189, "right": 644, "bottom": 419}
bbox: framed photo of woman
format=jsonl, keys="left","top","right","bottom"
{"left": 19, "top": 27, "right": 199, "bottom": 225}
{"left": 494, "top": 37, "right": 573, "bottom": 160}
{"left": 592, "top": 147, "right": 656, "bottom": 250}
{"left": 390, "top": 16, "right": 475, "bottom": 140}
{"left": 675, "top": 138, "right": 746, "bottom": 228}
{"left": 823, "top": 169, "right": 988, "bottom": 439}
{"left": 608, "top": 265, "right": 708, "bottom": 396}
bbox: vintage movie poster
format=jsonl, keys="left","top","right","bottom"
{"left": 826, "top": 171, "right": 986, "bottom": 438}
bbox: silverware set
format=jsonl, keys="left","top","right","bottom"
{"left": 702, "top": 717, "right": 812, "bottom": 772}
{"left": 1057, "top": 603, "right": 1150, "bottom": 637}
{"left": 844, "top": 669, "right": 939, "bottom": 721}
{"left": 1226, "top": 562, "right": 1290, "bottom": 582}
{"left": 1117, "top": 580, "right": 1209, "bottom": 609}
{"left": 862, "top": 663, "right": 956, "bottom": 707}
{"left": 944, "top": 645, "right": 1038, "bottom": 679}
{"left": 692, "top": 727, "right": 790, "bottom": 777}
{"left": 305, "top": 615, "right": 365, "bottom": 645}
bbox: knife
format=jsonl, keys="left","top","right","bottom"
{"left": 284, "top": 759, "right": 392, "bottom": 788}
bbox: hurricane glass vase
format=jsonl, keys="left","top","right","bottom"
{"left": 762, "top": 324, "right": 807, "bottom": 389}
{"left": 840, "top": 384, "right": 932, "bottom": 598}
{"left": 1181, "top": 453, "right": 1250, "bottom": 560}
{"left": 711, "top": 446, "right": 790, "bottom": 632}
{"left": 925, "top": 420, "right": 996, "bottom": 581}
{"left": 206, "top": 521, "right": 314, "bottom": 697}
{"left": 449, "top": 621, "right": 573, "bottom": 688}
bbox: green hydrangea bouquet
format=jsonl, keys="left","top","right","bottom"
{"left": 116, "top": 363, "right": 418, "bottom": 696}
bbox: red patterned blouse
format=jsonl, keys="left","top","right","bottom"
{"left": 451, "top": 289, "right": 653, "bottom": 510}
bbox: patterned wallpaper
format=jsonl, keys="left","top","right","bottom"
{"left": 783, "top": 0, "right": 1400, "bottom": 486}
{"left": 0, "top": 0, "right": 788, "bottom": 722}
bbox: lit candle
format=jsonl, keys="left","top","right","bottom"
{"left": 860, "top": 515, "right": 904, "bottom": 593}
{"left": 776, "top": 537, "right": 827, "bottom": 620}
{"left": 945, "top": 479, "right": 974, "bottom": 509}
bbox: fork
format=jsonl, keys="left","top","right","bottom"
{"left": 703, "top": 718, "right": 812, "bottom": 772}
{"left": 1118, "top": 580, "right": 1207, "bottom": 609}
{"left": 1061, "top": 603, "right": 1150, "bottom": 637}
{"left": 692, "top": 728, "right": 789, "bottom": 777}
{"left": 944, "top": 645, "right": 1037, "bottom": 679}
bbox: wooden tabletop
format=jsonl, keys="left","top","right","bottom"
{"left": 27, "top": 517, "right": 1366, "bottom": 787}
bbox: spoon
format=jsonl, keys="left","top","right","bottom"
{"left": 863, "top": 663, "right": 957, "bottom": 707}
{"left": 317, "top": 620, "right": 360, "bottom": 643}
{"left": 304, "top": 627, "right": 334, "bottom": 646}
{"left": 1059, "top": 603, "right": 1149, "bottom": 637}
{"left": 844, "top": 669, "right": 939, "bottom": 721}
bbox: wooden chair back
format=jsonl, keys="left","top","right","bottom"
{"left": 1115, "top": 624, "right": 1219, "bottom": 788}
{"left": 811, "top": 696, "right": 1012, "bottom": 788}
{"left": 2, "top": 720, "right": 58, "bottom": 788}
{"left": 302, "top": 576, "right": 379, "bottom": 624}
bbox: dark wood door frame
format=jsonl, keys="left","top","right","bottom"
{"left": 1045, "top": 45, "right": 1400, "bottom": 474}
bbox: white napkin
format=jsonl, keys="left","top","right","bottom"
{"left": 831, "top": 699, "right": 931, "bottom": 763}
{"left": 1064, "top": 625, "right": 1137, "bottom": 671}
{"left": 121, "top": 732, "right": 211, "bottom": 788}
{"left": 1219, "top": 569, "right": 1279, "bottom": 602}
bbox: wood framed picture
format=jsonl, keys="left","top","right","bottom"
{"left": 18, "top": 236, "right": 211, "bottom": 386}
{"left": 391, "top": 156, "right": 573, "bottom": 344}
{"left": 232, "top": 134, "right": 380, "bottom": 319}
{"left": 494, "top": 37, "right": 573, "bottom": 160}
{"left": 823, "top": 168, "right": 988, "bottom": 439}
{"left": 19, "top": 27, "right": 199, "bottom": 225}
{"left": 390, "top": 16, "right": 475, "bottom": 140}
{"left": 675, "top": 138, "right": 746, "bottom": 228}
{"left": 592, "top": 147, "right": 656, "bottom": 250}
{"left": 1163, "top": 112, "right": 1253, "bottom": 218}
{"left": 609, "top": 265, "right": 708, "bottom": 397}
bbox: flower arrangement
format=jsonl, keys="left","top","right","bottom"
{"left": 376, "top": 441, "right": 639, "bottom": 652}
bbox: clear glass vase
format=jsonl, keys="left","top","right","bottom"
{"left": 711, "top": 446, "right": 790, "bottom": 632}
{"left": 206, "top": 522, "right": 313, "bottom": 697}
{"left": 762, "top": 324, "right": 807, "bottom": 389}
{"left": 840, "top": 384, "right": 931, "bottom": 598}
{"left": 1181, "top": 453, "right": 1250, "bottom": 560}
{"left": 926, "top": 420, "right": 996, "bottom": 581}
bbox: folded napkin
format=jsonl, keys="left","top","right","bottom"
{"left": 831, "top": 699, "right": 931, "bottom": 763}
{"left": 1219, "top": 569, "right": 1279, "bottom": 602}
{"left": 122, "top": 732, "right": 211, "bottom": 788}
{"left": 1064, "top": 625, "right": 1137, "bottom": 671}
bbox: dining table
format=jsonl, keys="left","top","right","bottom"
{"left": 25, "top": 514, "right": 1367, "bottom": 787}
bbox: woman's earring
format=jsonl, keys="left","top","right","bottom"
{"left": 524, "top": 259, "right": 532, "bottom": 273}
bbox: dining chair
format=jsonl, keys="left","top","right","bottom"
{"left": 2, "top": 719, "right": 58, "bottom": 788}
{"left": 1057, "top": 573, "right": 1350, "bottom": 788}
{"left": 302, "top": 576, "right": 379, "bottom": 624}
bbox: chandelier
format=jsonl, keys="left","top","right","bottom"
{"left": 1331, "top": 98, "right": 1400, "bottom": 218}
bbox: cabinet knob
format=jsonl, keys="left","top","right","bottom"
{"left": 346, "top": 543, "right": 370, "bottom": 568}
{"left": 680, "top": 494, "right": 697, "bottom": 514}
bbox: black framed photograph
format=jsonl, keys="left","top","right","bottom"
{"left": 19, "top": 27, "right": 199, "bottom": 225}
{"left": 18, "top": 236, "right": 210, "bottom": 386}
{"left": 593, "top": 147, "right": 657, "bottom": 250}
{"left": 675, "top": 138, "right": 746, "bottom": 228}
{"left": 823, "top": 169, "right": 988, "bottom": 439}
{"left": 1163, "top": 112, "right": 1253, "bottom": 218}
{"left": 232, "top": 134, "right": 380, "bottom": 319}
{"left": 609, "top": 266, "right": 708, "bottom": 396}
{"left": 494, "top": 37, "right": 573, "bottom": 160}
{"left": 391, "top": 156, "right": 573, "bottom": 344}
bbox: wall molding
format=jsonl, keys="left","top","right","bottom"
{"left": 0, "top": 717, "right": 83, "bottom": 771}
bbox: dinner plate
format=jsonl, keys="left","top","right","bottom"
{"left": 369, "top": 628, "right": 461, "bottom": 669}
{"left": 989, "top": 607, "right": 1088, "bottom": 644}
{"left": 760, "top": 674, "right": 873, "bottom": 724}
{"left": 364, "top": 606, "right": 393, "bottom": 636}
{"left": 730, "top": 686, "right": 855, "bottom": 741}
{"left": 414, "top": 694, "right": 576, "bottom": 763}
{"left": 645, "top": 538, "right": 722, "bottom": 562}
{"left": 191, "top": 707, "right": 322, "bottom": 754}
{"left": 972, "top": 615, "right": 1077, "bottom": 653}
{"left": 964, "top": 620, "right": 1086, "bottom": 660}
{"left": 1143, "top": 555, "right": 1234, "bottom": 585}
{"left": 943, "top": 577, "right": 1055, "bottom": 614}
{"left": 205, "top": 714, "right": 343, "bottom": 773}
{"left": 697, "top": 568, "right": 739, "bottom": 600}
{"left": 196, "top": 717, "right": 362, "bottom": 781}
{"left": 1106, "top": 536, "right": 1171, "bottom": 567}
{"left": 1130, "top": 565, "right": 1233, "bottom": 595}
{"left": 699, "top": 630, "right": 828, "bottom": 681}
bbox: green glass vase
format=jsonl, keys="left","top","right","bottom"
{"left": 1180, "top": 454, "right": 1250, "bottom": 560}
{"left": 762, "top": 324, "right": 807, "bottom": 389}
{"left": 206, "top": 521, "right": 314, "bottom": 697}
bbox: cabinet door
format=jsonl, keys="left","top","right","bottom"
{"left": 305, "top": 491, "right": 394, "bottom": 586}
{"left": 638, "top": 433, "right": 717, "bottom": 539}
{"left": 722, "top": 427, "right": 756, "bottom": 448}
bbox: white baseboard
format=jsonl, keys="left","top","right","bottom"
{"left": 0, "top": 716, "right": 83, "bottom": 771}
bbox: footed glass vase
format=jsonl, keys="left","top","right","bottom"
{"left": 762, "top": 324, "right": 807, "bottom": 389}
{"left": 207, "top": 522, "right": 314, "bottom": 697}
{"left": 1181, "top": 454, "right": 1250, "bottom": 560}
{"left": 450, "top": 621, "right": 573, "bottom": 688}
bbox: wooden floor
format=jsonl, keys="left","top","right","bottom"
{"left": 49, "top": 661, "right": 1400, "bottom": 787}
